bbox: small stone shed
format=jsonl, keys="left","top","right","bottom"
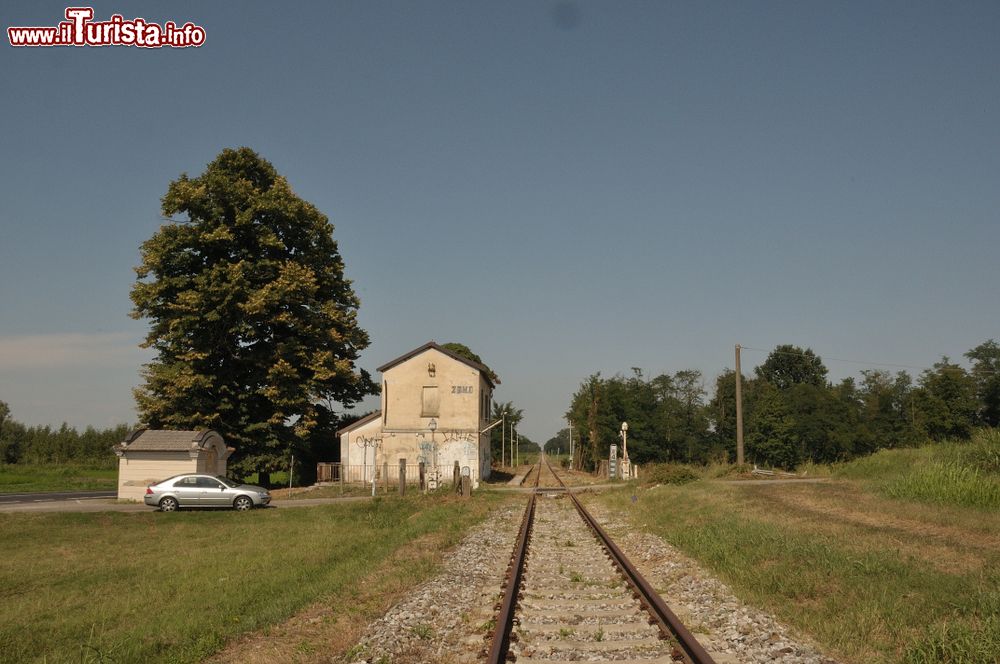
{"left": 114, "top": 429, "right": 233, "bottom": 501}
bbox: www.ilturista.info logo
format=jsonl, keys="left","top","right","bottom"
{"left": 8, "top": 7, "right": 205, "bottom": 48}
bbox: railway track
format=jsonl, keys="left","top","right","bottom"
{"left": 488, "top": 456, "right": 714, "bottom": 664}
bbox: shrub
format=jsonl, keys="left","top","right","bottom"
{"left": 641, "top": 463, "right": 699, "bottom": 486}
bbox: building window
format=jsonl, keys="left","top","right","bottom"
{"left": 383, "top": 382, "right": 388, "bottom": 424}
{"left": 422, "top": 386, "right": 439, "bottom": 417}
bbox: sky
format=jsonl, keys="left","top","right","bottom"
{"left": 1, "top": 1, "right": 998, "bottom": 442}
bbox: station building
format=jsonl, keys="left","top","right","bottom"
{"left": 337, "top": 342, "right": 497, "bottom": 488}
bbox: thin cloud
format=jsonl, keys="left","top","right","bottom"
{"left": 0, "top": 332, "right": 148, "bottom": 369}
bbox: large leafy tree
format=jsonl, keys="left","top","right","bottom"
{"left": 965, "top": 340, "right": 1000, "bottom": 427}
{"left": 911, "top": 358, "right": 978, "bottom": 440}
{"left": 652, "top": 369, "right": 709, "bottom": 463}
{"left": 756, "top": 344, "right": 828, "bottom": 389}
{"left": 440, "top": 342, "right": 499, "bottom": 384}
{"left": 746, "top": 345, "right": 839, "bottom": 467}
{"left": 746, "top": 382, "right": 798, "bottom": 468}
{"left": 566, "top": 373, "right": 608, "bottom": 471}
{"left": 131, "top": 148, "right": 377, "bottom": 481}
{"left": 856, "top": 370, "right": 919, "bottom": 451}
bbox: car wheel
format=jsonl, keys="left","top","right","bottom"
{"left": 233, "top": 496, "right": 253, "bottom": 511}
{"left": 159, "top": 496, "right": 179, "bottom": 512}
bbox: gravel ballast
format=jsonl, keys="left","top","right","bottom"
{"left": 347, "top": 494, "right": 841, "bottom": 663}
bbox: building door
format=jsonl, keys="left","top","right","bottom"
{"left": 201, "top": 449, "right": 219, "bottom": 476}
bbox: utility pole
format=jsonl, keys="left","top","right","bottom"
{"left": 568, "top": 422, "right": 573, "bottom": 468}
{"left": 735, "top": 343, "right": 744, "bottom": 466}
{"left": 501, "top": 410, "right": 506, "bottom": 468}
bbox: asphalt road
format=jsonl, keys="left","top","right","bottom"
{"left": 0, "top": 494, "right": 370, "bottom": 513}
{"left": 0, "top": 490, "right": 117, "bottom": 504}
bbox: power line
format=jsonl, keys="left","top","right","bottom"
{"left": 739, "top": 345, "right": 1000, "bottom": 375}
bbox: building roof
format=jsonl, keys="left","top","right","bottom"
{"left": 336, "top": 410, "right": 382, "bottom": 436}
{"left": 376, "top": 341, "right": 498, "bottom": 387}
{"left": 120, "top": 429, "right": 221, "bottom": 452}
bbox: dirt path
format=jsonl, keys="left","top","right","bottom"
{"left": 738, "top": 482, "right": 1000, "bottom": 572}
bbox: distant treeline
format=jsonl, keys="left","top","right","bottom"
{"left": 562, "top": 340, "right": 1000, "bottom": 470}
{"left": 0, "top": 402, "right": 129, "bottom": 467}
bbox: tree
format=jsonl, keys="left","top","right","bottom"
{"left": 565, "top": 370, "right": 711, "bottom": 468}
{"left": 756, "top": 345, "right": 828, "bottom": 390}
{"left": 514, "top": 434, "right": 541, "bottom": 457}
{"left": 708, "top": 370, "right": 746, "bottom": 462}
{"left": 856, "top": 370, "right": 918, "bottom": 452}
{"left": 787, "top": 380, "right": 858, "bottom": 464}
{"left": 566, "top": 373, "right": 609, "bottom": 471}
{"left": 667, "top": 370, "right": 709, "bottom": 462}
{"left": 746, "top": 346, "right": 840, "bottom": 467}
{"left": 130, "top": 148, "right": 377, "bottom": 482}
{"left": 544, "top": 428, "right": 571, "bottom": 454}
{"left": 911, "top": 358, "right": 978, "bottom": 440}
{"left": 440, "top": 342, "right": 499, "bottom": 384}
{"left": 0, "top": 400, "right": 17, "bottom": 463}
{"left": 0, "top": 402, "right": 128, "bottom": 466}
{"left": 490, "top": 401, "right": 523, "bottom": 465}
{"left": 965, "top": 340, "right": 1000, "bottom": 427}
{"left": 746, "top": 382, "right": 799, "bottom": 468}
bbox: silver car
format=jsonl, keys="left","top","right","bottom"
{"left": 144, "top": 474, "right": 271, "bottom": 511}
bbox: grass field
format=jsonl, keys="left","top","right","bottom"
{"left": 0, "top": 492, "right": 505, "bottom": 663}
{"left": 0, "top": 463, "right": 117, "bottom": 493}
{"left": 837, "top": 429, "right": 1000, "bottom": 510}
{"left": 595, "top": 430, "right": 1000, "bottom": 663}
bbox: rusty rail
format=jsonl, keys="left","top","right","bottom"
{"left": 486, "top": 455, "right": 716, "bottom": 664}
{"left": 486, "top": 491, "right": 535, "bottom": 663}
{"left": 568, "top": 491, "right": 716, "bottom": 663}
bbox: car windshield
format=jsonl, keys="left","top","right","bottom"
{"left": 216, "top": 476, "right": 240, "bottom": 488}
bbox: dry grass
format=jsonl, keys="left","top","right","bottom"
{"left": 207, "top": 530, "right": 463, "bottom": 664}
{"left": 740, "top": 481, "right": 1000, "bottom": 573}
{"left": 595, "top": 477, "right": 1000, "bottom": 663}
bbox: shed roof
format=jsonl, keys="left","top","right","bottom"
{"left": 376, "top": 341, "right": 498, "bottom": 387}
{"left": 120, "top": 429, "right": 221, "bottom": 452}
{"left": 336, "top": 411, "right": 382, "bottom": 436}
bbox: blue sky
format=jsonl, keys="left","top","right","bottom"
{"left": 1, "top": 1, "right": 998, "bottom": 442}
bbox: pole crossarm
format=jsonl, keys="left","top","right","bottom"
{"left": 479, "top": 418, "right": 505, "bottom": 434}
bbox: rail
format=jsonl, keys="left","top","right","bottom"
{"left": 486, "top": 455, "right": 715, "bottom": 664}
